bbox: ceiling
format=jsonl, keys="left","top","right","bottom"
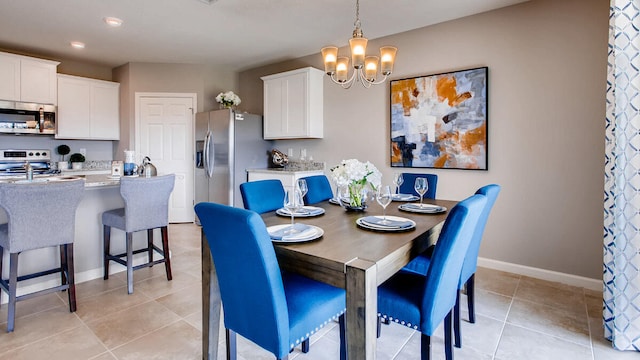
{"left": 0, "top": 0, "right": 529, "bottom": 72}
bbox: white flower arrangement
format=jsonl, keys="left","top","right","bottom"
{"left": 215, "top": 91, "right": 242, "bottom": 108}
{"left": 330, "top": 159, "right": 382, "bottom": 207}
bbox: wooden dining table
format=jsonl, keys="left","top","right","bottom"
{"left": 201, "top": 198, "right": 458, "bottom": 360}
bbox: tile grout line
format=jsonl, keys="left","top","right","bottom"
{"left": 583, "top": 287, "right": 596, "bottom": 360}
{"left": 492, "top": 274, "right": 520, "bottom": 359}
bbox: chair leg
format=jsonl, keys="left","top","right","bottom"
{"left": 126, "top": 232, "right": 134, "bottom": 294}
{"left": 147, "top": 228, "right": 154, "bottom": 265}
{"left": 339, "top": 314, "right": 346, "bottom": 360}
{"left": 103, "top": 225, "right": 111, "bottom": 280}
{"left": 0, "top": 245, "right": 4, "bottom": 297}
{"left": 59, "top": 245, "right": 67, "bottom": 286}
{"left": 226, "top": 328, "right": 237, "bottom": 360}
{"left": 161, "top": 226, "right": 172, "bottom": 281}
{"left": 454, "top": 290, "right": 461, "bottom": 348}
{"left": 7, "top": 253, "right": 18, "bottom": 332}
{"left": 420, "top": 333, "right": 431, "bottom": 360}
{"left": 301, "top": 338, "right": 310, "bottom": 353}
{"left": 444, "top": 310, "right": 454, "bottom": 360}
{"left": 65, "top": 244, "right": 77, "bottom": 312}
{"left": 467, "top": 274, "right": 476, "bottom": 323}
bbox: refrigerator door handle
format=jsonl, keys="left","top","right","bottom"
{"left": 204, "top": 130, "right": 215, "bottom": 178}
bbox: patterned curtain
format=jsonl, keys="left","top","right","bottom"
{"left": 604, "top": 0, "right": 640, "bottom": 351}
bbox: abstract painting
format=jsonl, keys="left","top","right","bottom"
{"left": 390, "top": 67, "right": 488, "bottom": 170}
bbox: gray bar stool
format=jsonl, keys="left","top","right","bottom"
{"left": 102, "top": 174, "right": 175, "bottom": 294}
{"left": 0, "top": 179, "right": 85, "bottom": 332}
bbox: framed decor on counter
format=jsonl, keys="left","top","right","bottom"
{"left": 390, "top": 66, "right": 488, "bottom": 170}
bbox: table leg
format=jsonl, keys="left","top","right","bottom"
{"left": 346, "top": 258, "right": 377, "bottom": 360}
{"left": 202, "top": 231, "right": 221, "bottom": 360}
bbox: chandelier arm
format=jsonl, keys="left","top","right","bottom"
{"left": 328, "top": 72, "right": 356, "bottom": 89}
{"left": 363, "top": 73, "right": 389, "bottom": 86}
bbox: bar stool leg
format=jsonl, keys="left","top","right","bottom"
{"left": 59, "top": 245, "right": 67, "bottom": 286}
{"left": 7, "top": 253, "right": 18, "bottom": 332}
{"left": 66, "top": 244, "right": 77, "bottom": 312}
{"left": 147, "top": 228, "right": 154, "bottom": 265}
{"left": 103, "top": 225, "right": 111, "bottom": 280}
{"left": 161, "top": 226, "right": 172, "bottom": 281}
{"left": 0, "top": 245, "right": 4, "bottom": 295}
{"left": 126, "top": 232, "right": 134, "bottom": 294}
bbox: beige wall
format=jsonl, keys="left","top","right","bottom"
{"left": 113, "top": 62, "right": 238, "bottom": 160}
{"left": 239, "top": 0, "right": 608, "bottom": 279}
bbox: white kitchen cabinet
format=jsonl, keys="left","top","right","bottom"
{"left": 0, "top": 52, "right": 59, "bottom": 104}
{"left": 247, "top": 168, "right": 325, "bottom": 193}
{"left": 261, "top": 67, "right": 323, "bottom": 139}
{"left": 56, "top": 74, "right": 120, "bottom": 140}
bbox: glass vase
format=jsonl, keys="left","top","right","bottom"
{"left": 338, "top": 184, "right": 369, "bottom": 212}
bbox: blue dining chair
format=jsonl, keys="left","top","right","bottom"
{"left": 239, "top": 179, "right": 285, "bottom": 214}
{"left": 301, "top": 175, "right": 333, "bottom": 204}
{"left": 194, "top": 202, "right": 346, "bottom": 360}
{"left": 398, "top": 173, "right": 438, "bottom": 199}
{"left": 401, "top": 184, "right": 501, "bottom": 348}
{"left": 377, "top": 193, "right": 486, "bottom": 360}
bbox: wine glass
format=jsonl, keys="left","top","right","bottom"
{"left": 283, "top": 188, "right": 304, "bottom": 234}
{"left": 297, "top": 179, "right": 308, "bottom": 199}
{"left": 392, "top": 172, "right": 404, "bottom": 195}
{"left": 414, "top": 177, "right": 428, "bottom": 207}
{"left": 376, "top": 185, "right": 393, "bottom": 224}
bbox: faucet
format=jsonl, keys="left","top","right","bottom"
{"left": 24, "top": 161, "right": 33, "bottom": 181}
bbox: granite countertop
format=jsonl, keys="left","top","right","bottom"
{"left": 0, "top": 173, "right": 122, "bottom": 188}
{"left": 247, "top": 168, "right": 325, "bottom": 174}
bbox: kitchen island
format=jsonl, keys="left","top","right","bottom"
{"left": 0, "top": 174, "right": 155, "bottom": 303}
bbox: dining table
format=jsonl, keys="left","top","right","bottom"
{"left": 201, "top": 197, "right": 458, "bottom": 360}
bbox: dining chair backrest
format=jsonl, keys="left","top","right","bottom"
{"left": 119, "top": 175, "right": 175, "bottom": 233}
{"left": 420, "top": 193, "right": 486, "bottom": 334}
{"left": 302, "top": 175, "right": 333, "bottom": 204}
{"left": 399, "top": 173, "right": 438, "bottom": 199}
{"left": 239, "top": 179, "right": 285, "bottom": 214}
{"left": 194, "top": 202, "right": 289, "bottom": 357}
{"left": 0, "top": 179, "right": 85, "bottom": 253}
{"left": 459, "top": 184, "right": 501, "bottom": 287}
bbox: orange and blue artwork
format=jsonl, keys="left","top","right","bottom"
{"left": 390, "top": 67, "right": 488, "bottom": 170}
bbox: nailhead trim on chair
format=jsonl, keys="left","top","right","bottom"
{"left": 378, "top": 313, "right": 419, "bottom": 330}
{"left": 289, "top": 309, "right": 345, "bottom": 349}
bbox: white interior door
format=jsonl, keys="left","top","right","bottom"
{"left": 136, "top": 94, "right": 195, "bottom": 223}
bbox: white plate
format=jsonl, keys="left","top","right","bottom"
{"left": 391, "top": 194, "right": 420, "bottom": 202}
{"left": 268, "top": 224, "right": 324, "bottom": 243}
{"left": 276, "top": 206, "right": 325, "bottom": 217}
{"left": 398, "top": 203, "right": 447, "bottom": 214}
{"left": 356, "top": 215, "right": 416, "bottom": 232}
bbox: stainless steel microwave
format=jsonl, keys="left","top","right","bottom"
{"left": 0, "top": 100, "right": 56, "bottom": 135}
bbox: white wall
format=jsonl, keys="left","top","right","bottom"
{"left": 239, "top": 0, "right": 609, "bottom": 279}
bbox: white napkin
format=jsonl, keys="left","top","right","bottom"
{"left": 269, "top": 224, "right": 316, "bottom": 240}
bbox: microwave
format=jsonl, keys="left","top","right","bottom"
{"left": 0, "top": 100, "right": 56, "bottom": 135}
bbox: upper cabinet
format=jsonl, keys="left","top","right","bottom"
{"left": 261, "top": 67, "right": 324, "bottom": 139}
{"left": 0, "top": 52, "right": 59, "bottom": 105}
{"left": 56, "top": 74, "right": 120, "bottom": 140}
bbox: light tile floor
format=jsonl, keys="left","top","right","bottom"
{"left": 0, "top": 223, "right": 637, "bottom": 359}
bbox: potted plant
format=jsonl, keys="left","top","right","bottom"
{"left": 56, "top": 144, "right": 70, "bottom": 170}
{"left": 69, "top": 153, "right": 85, "bottom": 170}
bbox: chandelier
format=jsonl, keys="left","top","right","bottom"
{"left": 321, "top": 0, "right": 397, "bottom": 89}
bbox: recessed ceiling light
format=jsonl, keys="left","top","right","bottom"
{"left": 104, "top": 17, "right": 123, "bottom": 27}
{"left": 70, "top": 41, "right": 85, "bottom": 49}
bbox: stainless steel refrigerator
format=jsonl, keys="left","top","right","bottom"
{"left": 194, "top": 109, "right": 272, "bottom": 216}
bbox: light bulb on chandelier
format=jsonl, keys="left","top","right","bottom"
{"left": 321, "top": 0, "right": 397, "bottom": 89}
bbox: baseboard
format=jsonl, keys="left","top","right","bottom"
{"left": 478, "top": 257, "right": 602, "bottom": 292}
